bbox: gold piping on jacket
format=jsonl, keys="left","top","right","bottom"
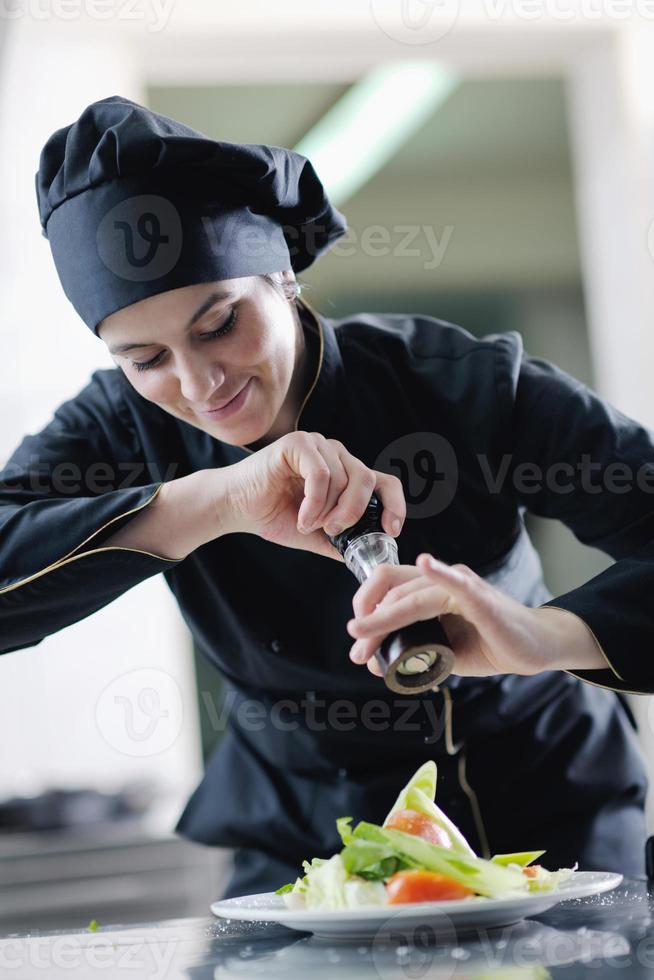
{"left": 0, "top": 483, "right": 178, "bottom": 596}
{"left": 237, "top": 299, "right": 325, "bottom": 457}
{"left": 538, "top": 603, "right": 626, "bottom": 682}
{"left": 562, "top": 669, "right": 648, "bottom": 697}
{"left": 442, "top": 685, "right": 463, "bottom": 756}
{"left": 441, "top": 686, "right": 491, "bottom": 859}
{"left": 458, "top": 751, "right": 491, "bottom": 859}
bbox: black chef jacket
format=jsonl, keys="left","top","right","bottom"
{"left": 0, "top": 303, "right": 651, "bottom": 893}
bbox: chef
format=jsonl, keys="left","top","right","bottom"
{"left": 0, "top": 96, "right": 651, "bottom": 898}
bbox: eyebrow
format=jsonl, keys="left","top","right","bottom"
{"left": 108, "top": 290, "right": 235, "bottom": 354}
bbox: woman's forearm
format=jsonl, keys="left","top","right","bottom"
{"left": 101, "top": 469, "right": 234, "bottom": 561}
{"left": 533, "top": 606, "right": 612, "bottom": 672}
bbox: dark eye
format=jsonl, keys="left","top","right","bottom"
{"left": 133, "top": 351, "right": 164, "bottom": 373}
{"left": 201, "top": 308, "right": 238, "bottom": 341}
{"left": 132, "top": 310, "right": 238, "bottom": 373}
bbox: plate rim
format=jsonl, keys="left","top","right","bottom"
{"left": 210, "top": 870, "right": 623, "bottom": 924}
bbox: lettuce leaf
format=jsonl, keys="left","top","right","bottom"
{"left": 351, "top": 822, "right": 528, "bottom": 899}
{"left": 343, "top": 878, "right": 388, "bottom": 907}
{"left": 276, "top": 856, "right": 324, "bottom": 900}
{"left": 491, "top": 850, "right": 546, "bottom": 868}
{"left": 524, "top": 863, "right": 577, "bottom": 893}
{"left": 336, "top": 816, "right": 355, "bottom": 846}
{"left": 338, "top": 815, "right": 414, "bottom": 880}
{"left": 280, "top": 853, "right": 389, "bottom": 909}
{"left": 383, "top": 760, "right": 476, "bottom": 857}
{"left": 297, "top": 854, "right": 349, "bottom": 909}
{"left": 342, "top": 846, "right": 406, "bottom": 881}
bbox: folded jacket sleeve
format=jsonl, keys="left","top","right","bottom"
{"left": 495, "top": 337, "right": 654, "bottom": 694}
{"left": 0, "top": 371, "right": 184, "bottom": 655}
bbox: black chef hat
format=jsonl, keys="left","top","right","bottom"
{"left": 35, "top": 95, "right": 347, "bottom": 334}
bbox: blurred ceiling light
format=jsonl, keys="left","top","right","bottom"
{"left": 294, "top": 61, "right": 459, "bottom": 207}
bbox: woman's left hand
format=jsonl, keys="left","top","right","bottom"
{"left": 347, "top": 553, "right": 608, "bottom": 678}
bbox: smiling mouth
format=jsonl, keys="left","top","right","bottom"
{"left": 198, "top": 378, "right": 252, "bottom": 417}
{"left": 205, "top": 392, "right": 241, "bottom": 412}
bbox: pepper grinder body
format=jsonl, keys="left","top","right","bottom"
{"left": 329, "top": 495, "right": 455, "bottom": 694}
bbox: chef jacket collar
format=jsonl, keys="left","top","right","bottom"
{"left": 238, "top": 301, "right": 344, "bottom": 455}
{"left": 294, "top": 301, "right": 345, "bottom": 433}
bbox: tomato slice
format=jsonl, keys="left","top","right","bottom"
{"left": 385, "top": 809, "right": 452, "bottom": 849}
{"left": 386, "top": 869, "right": 475, "bottom": 904}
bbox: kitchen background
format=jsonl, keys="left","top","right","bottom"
{"left": 1, "top": 1, "right": 653, "bottom": 933}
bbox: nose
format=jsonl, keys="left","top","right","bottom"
{"left": 176, "top": 352, "right": 226, "bottom": 404}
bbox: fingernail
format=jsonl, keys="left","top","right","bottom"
{"left": 391, "top": 518, "right": 401, "bottom": 536}
{"left": 350, "top": 648, "right": 366, "bottom": 663}
{"left": 326, "top": 523, "right": 342, "bottom": 537}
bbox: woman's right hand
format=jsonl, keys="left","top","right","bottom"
{"left": 220, "top": 431, "right": 406, "bottom": 560}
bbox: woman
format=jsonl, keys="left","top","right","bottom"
{"left": 1, "top": 96, "right": 651, "bottom": 897}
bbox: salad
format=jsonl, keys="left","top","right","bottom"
{"left": 276, "top": 762, "right": 576, "bottom": 909}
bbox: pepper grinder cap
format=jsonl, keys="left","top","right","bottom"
{"left": 328, "top": 493, "right": 384, "bottom": 555}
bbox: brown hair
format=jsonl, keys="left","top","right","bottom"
{"left": 262, "top": 270, "right": 300, "bottom": 302}
{"left": 261, "top": 270, "right": 320, "bottom": 326}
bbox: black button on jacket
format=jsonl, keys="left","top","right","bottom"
{"left": 0, "top": 305, "right": 650, "bottom": 891}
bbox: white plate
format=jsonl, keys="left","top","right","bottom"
{"left": 211, "top": 871, "right": 623, "bottom": 940}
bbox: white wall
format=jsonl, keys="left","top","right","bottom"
{"left": 0, "top": 20, "right": 202, "bottom": 816}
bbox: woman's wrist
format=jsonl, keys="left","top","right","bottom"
{"left": 102, "top": 468, "right": 237, "bottom": 560}
{"left": 167, "top": 466, "right": 244, "bottom": 551}
{"left": 532, "top": 606, "right": 611, "bottom": 672}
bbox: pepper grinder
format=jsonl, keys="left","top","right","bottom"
{"left": 327, "top": 493, "right": 455, "bottom": 694}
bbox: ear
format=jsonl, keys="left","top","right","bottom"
{"left": 277, "top": 269, "right": 301, "bottom": 302}
{"left": 279, "top": 268, "right": 297, "bottom": 287}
